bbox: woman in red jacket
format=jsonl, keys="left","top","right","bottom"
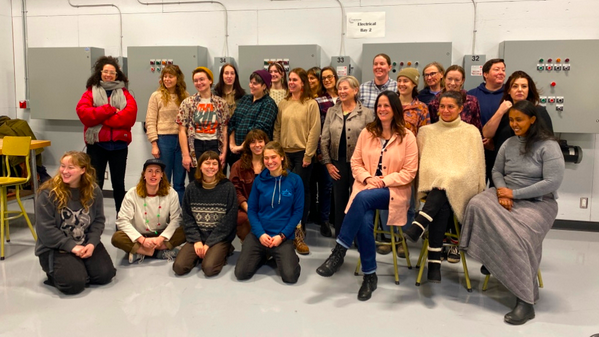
{"left": 76, "top": 56, "right": 137, "bottom": 213}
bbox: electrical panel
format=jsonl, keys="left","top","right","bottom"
{"left": 361, "top": 43, "right": 452, "bottom": 89}
{"left": 330, "top": 56, "right": 361, "bottom": 81}
{"left": 29, "top": 47, "right": 105, "bottom": 120}
{"left": 499, "top": 40, "right": 599, "bottom": 133}
{"left": 238, "top": 45, "right": 323, "bottom": 92}
{"left": 127, "top": 46, "right": 208, "bottom": 122}
{"left": 463, "top": 54, "right": 487, "bottom": 91}
{"left": 213, "top": 56, "right": 237, "bottom": 80}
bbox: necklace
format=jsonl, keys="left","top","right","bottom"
{"left": 143, "top": 195, "right": 162, "bottom": 235}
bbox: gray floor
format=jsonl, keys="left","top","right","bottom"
{"left": 1, "top": 198, "right": 598, "bottom": 337}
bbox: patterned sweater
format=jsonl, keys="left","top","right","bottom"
{"left": 181, "top": 179, "right": 238, "bottom": 247}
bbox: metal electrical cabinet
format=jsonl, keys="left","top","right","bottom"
{"left": 499, "top": 40, "right": 599, "bottom": 133}
{"left": 238, "top": 45, "right": 323, "bottom": 92}
{"left": 361, "top": 43, "right": 452, "bottom": 88}
{"left": 127, "top": 46, "right": 208, "bottom": 122}
{"left": 29, "top": 47, "right": 105, "bottom": 120}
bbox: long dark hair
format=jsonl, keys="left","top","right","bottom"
{"left": 320, "top": 66, "right": 339, "bottom": 96}
{"left": 366, "top": 91, "right": 406, "bottom": 141}
{"left": 510, "top": 100, "right": 555, "bottom": 155}
{"left": 86, "top": 56, "right": 128, "bottom": 89}
{"left": 214, "top": 63, "right": 246, "bottom": 100}
{"left": 500, "top": 71, "right": 540, "bottom": 105}
{"left": 240, "top": 129, "right": 270, "bottom": 170}
{"left": 307, "top": 67, "right": 324, "bottom": 97}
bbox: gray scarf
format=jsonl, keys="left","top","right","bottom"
{"left": 86, "top": 81, "right": 127, "bottom": 144}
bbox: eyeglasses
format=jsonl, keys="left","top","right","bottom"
{"left": 424, "top": 72, "right": 438, "bottom": 78}
{"left": 102, "top": 71, "right": 117, "bottom": 76}
{"left": 322, "top": 75, "right": 335, "bottom": 81}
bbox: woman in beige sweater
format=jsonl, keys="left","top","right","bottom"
{"left": 145, "top": 65, "right": 189, "bottom": 204}
{"left": 273, "top": 68, "right": 320, "bottom": 255}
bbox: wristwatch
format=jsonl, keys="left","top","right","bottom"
{"left": 278, "top": 233, "right": 286, "bottom": 241}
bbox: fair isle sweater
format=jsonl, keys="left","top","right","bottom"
{"left": 182, "top": 179, "right": 238, "bottom": 247}
{"left": 145, "top": 91, "right": 187, "bottom": 142}
{"left": 417, "top": 117, "right": 486, "bottom": 222}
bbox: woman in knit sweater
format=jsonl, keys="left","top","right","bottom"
{"left": 316, "top": 91, "right": 418, "bottom": 301}
{"left": 460, "top": 100, "right": 564, "bottom": 325}
{"left": 230, "top": 129, "right": 270, "bottom": 241}
{"left": 234, "top": 141, "right": 303, "bottom": 284}
{"left": 273, "top": 67, "right": 320, "bottom": 255}
{"left": 145, "top": 65, "right": 189, "bottom": 204}
{"left": 172, "top": 151, "right": 238, "bottom": 276}
{"left": 268, "top": 62, "right": 288, "bottom": 105}
{"left": 403, "top": 91, "right": 485, "bottom": 283}
{"left": 111, "top": 159, "right": 185, "bottom": 264}
{"left": 35, "top": 151, "right": 116, "bottom": 295}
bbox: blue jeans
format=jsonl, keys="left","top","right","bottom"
{"left": 379, "top": 185, "right": 415, "bottom": 233}
{"left": 157, "top": 135, "right": 185, "bottom": 204}
{"left": 337, "top": 188, "right": 390, "bottom": 274}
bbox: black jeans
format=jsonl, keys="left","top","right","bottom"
{"left": 421, "top": 189, "right": 453, "bottom": 249}
{"left": 189, "top": 139, "right": 219, "bottom": 181}
{"left": 235, "top": 233, "right": 301, "bottom": 284}
{"left": 286, "top": 151, "right": 313, "bottom": 225}
{"left": 331, "top": 159, "right": 353, "bottom": 237}
{"left": 87, "top": 144, "right": 127, "bottom": 213}
{"left": 309, "top": 161, "right": 332, "bottom": 223}
{"left": 38, "top": 242, "right": 116, "bottom": 295}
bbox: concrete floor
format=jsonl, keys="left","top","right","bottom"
{"left": 1, "top": 197, "right": 598, "bottom": 337}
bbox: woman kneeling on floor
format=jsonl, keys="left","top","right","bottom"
{"left": 316, "top": 91, "right": 418, "bottom": 301}
{"left": 234, "top": 141, "right": 303, "bottom": 284}
{"left": 402, "top": 91, "right": 485, "bottom": 283}
{"left": 460, "top": 100, "right": 564, "bottom": 325}
{"left": 173, "top": 151, "right": 238, "bottom": 276}
{"left": 112, "top": 159, "right": 185, "bottom": 263}
{"left": 35, "top": 151, "right": 116, "bottom": 295}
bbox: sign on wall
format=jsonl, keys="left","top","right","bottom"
{"left": 347, "top": 12, "right": 385, "bottom": 39}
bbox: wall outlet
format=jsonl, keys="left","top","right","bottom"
{"left": 105, "top": 171, "right": 109, "bottom": 180}
{"left": 580, "top": 197, "right": 588, "bottom": 209}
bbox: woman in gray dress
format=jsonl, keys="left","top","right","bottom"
{"left": 460, "top": 100, "right": 565, "bottom": 325}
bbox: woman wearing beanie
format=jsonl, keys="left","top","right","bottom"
{"left": 145, "top": 65, "right": 189, "bottom": 204}
{"left": 273, "top": 68, "right": 320, "bottom": 255}
{"left": 76, "top": 56, "right": 137, "bottom": 214}
{"left": 228, "top": 69, "right": 278, "bottom": 164}
{"left": 176, "top": 67, "right": 230, "bottom": 180}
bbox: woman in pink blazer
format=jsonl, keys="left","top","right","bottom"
{"left": 316, "top": 91, "right": 418, "bottom": 301}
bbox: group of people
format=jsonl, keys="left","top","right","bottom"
{"left": 33, "top": 54, "right": 564, "bottom": 326}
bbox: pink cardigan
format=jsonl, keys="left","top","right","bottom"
{"left": 347, "top": 128, "right": 418, "bottom": 226}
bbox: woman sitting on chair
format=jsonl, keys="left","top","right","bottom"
{"left": 316, "top": 91, "right": 418, "bottom": 301}
{"left": 111, "top": 159, "right": 185, "bottom": 264}
{"left": 35, "top": 151, "right": 116, "bottom": 295}
{"left": 402, "top": 91, "right": 485, "bottom": 283}
{"left": 460, "top": 100, "right": 564, "bottom": 325}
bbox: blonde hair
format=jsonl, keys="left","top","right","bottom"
{"left": 136, "top": 165, "right": 171, "bottom": 198}
{"left": 39, "top": 151, "right": 97, "bottom": 211}
{"left": 159, "top": 65, "right": 189, "bottom": 106}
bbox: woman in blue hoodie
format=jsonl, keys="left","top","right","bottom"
{"left": 234, "top": 141, "right": 304, "bottom": 284}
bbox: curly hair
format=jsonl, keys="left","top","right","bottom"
{"left": 214, "top": 63, "right": 246, "bottom": 100}
{"left": 239, "top": 129, "right": 270, "bottom": 171}
{"left": 136, "top": 165, "right": 171, "bottom": 198}
{"left": 86, "top": 56, "right": 128, "bottom": 89}
{"left": 39, "top": 151, "right": 97, "bottom": 211}
{"left": 158, "top": 64, "right": 189, "bottom": 106}
{"left": 194, "top": 151, "right": 226, "bottom": 183}
{"left": 366, "top": 91, "right": 406, "bottom": 142}
{"left": 263, "top": 141, "right": 289, "bottom": 176}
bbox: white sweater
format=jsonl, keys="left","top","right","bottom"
{"left": 116, "top": 187, "right": 182, "bottom": 242}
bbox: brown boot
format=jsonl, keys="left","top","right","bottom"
{"left": 294, "top": 226, "right": 310, "bottom": 255}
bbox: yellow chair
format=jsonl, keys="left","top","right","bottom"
{"left": 482, "top": 269, "right": 543, "bottom": 291}
{"left": 415, "top": 214, "right": 472, "bottom": 292}
{"left": 0, "top": 136, "right": 37, "bottom": 260}
{"left": 355, "top": 210, "right": 412, "bottom": 285}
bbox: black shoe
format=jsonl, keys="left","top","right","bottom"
{"left": 316, "top": 243, "right": 347, "bottom": 277}
{"left": 481, "top": 265, "right": 491, "bottom": 275}
{"left": 319, "top": 221, "right": 332, "bottom": 238}
{"left": 427, "top": 262, "right": 442, "bottom": 283}
{"left": 357, "top": 273, "right": 378, "bottom": 301}
{"left": 504, "top": 298, "right": 535, "bottom": 325}
{"left": 403, "top": 224, "right": 424, "bottom": 243}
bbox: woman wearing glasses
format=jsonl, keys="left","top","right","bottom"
{"left": 418, "top": 62, "right": 445, "bottom": 104}
{"left": 76, "top": 56, "right": 137, "bottom": 214}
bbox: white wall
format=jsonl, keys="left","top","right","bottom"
{"left": 1, "top": 0, "right": 16, "bottom": 119}
{"left": 4, "top": 0, "right": 599, "bottom": 222}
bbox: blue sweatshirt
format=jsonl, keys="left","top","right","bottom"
{"left": 467, "top": 83, "right": 504, "bottom": 126}
{"left": 247, "top": 169, "right": 304, "bottom": 240}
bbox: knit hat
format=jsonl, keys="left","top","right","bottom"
{"left": 194, "top": 66, "right": 213, "bottom": 82}
{"left": 253, "top": 69, "right": 272, "bottom": 88}
{"left": 143, "top": 158, "right": 166, "bottom": 171}
{"left": 397, "top": 67, "right": 420, "bottom": 86}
